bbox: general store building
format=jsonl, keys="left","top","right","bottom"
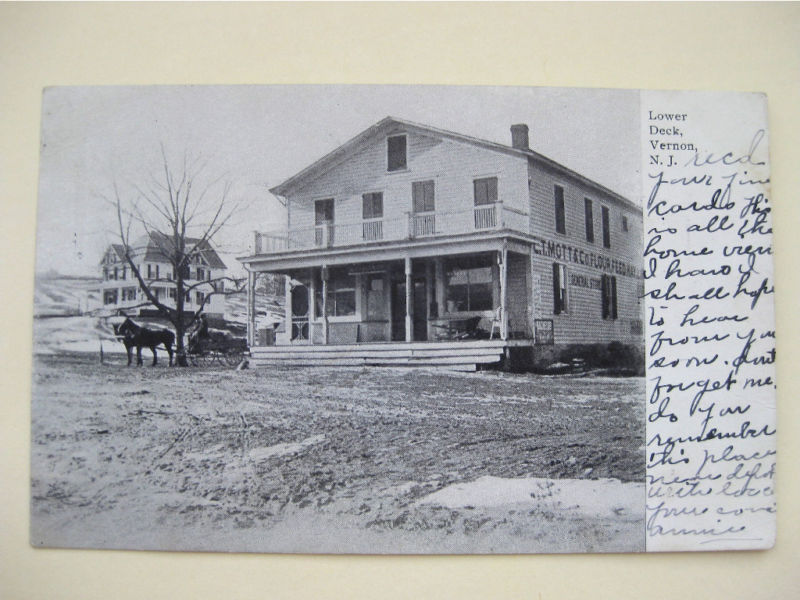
{"left": 239, "top": 118, "right": 643, "bottom": 370}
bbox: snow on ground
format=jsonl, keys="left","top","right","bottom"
{"left": 419, "top": 475, "right": 642, "bottom": 520}
{"left": 249, "top": 434, "right": 326, "bottom": 462}
{"left": 30, "top": 354, "right": 646, "bottom": 554}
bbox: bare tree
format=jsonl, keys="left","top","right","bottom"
{"left": 107, "top": 146, "right": 244, "bottom": 365}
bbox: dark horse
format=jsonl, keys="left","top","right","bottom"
{"left": 113, "top": 317, "right": 175, "bottom": 366}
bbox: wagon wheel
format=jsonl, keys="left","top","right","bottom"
{"left": 194, "top": 352, "right": 212, "bottom": 367}
{"left": 224, "top": 351, "right": 244, "bottom": 367}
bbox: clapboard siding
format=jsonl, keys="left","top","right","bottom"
{"left": 528, "top": 159, "right": 643, "bottom": 346}
{"left": 289, "top": 129, "right": 529, "bottom": 233}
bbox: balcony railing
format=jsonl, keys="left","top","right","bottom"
{"left": 253, "top": 203, "right": 529, "bottom": 255}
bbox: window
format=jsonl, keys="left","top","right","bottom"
{"left": 168, "top": 288, "right": 177, "bottom": 300}
{"left": 121, "top": 266, "right": 127, "bottom": 280}
{"left": 315, "top": 199, "right": 334, "bottom": 225}
{"left": 584, "top": 198, "right": 594, "bottom": 243}
{"left": 122, "top": 287, "right": 137, "bottom": 301}
{"left": 185, "top": 292, "right": 191, "bottom": 303}
{"left": 554, "top": 185, "right": 566, "bottom": 234}
{"left": 326, "top": 270, "right": 356, "bottom": 317}
{"left": 602, "top": 274, "right": 618, "bottom": 319}
{"left": 362, "top": 192, "right": 384, "bottom": 240}
{"left": 622, "top": 215, "right": 629, "bottom": 232}
{"left": 104, "top": 290, "right": 118, "bottom": 305}
{"left": 362, "top": 192, "right": 383, "bottom": 219}
{"left": 197, "top": 267, "right": 206, "bottom": 281}
{"left": 315, "top": 198, "right": 335, "bottom": 246}
{"left": 387, "top": 135, "right": 407, "bottom": 171}
{"left": 103, "top": 268, "right": 108, "bottom": 281}
{"left": 553, "top": 263, "right": 567, "bottom": 314}
{"left": 473, "top": 177, "right": 498, "bottom": 206}
{"left": 196, "top": 291, "right": 206, "bottom": 306}
{"left": 602, "top": 206, "right": 611, "bottom": 248}
{"left": 412, "top": 180, "right": 435, "bottom": 213}
{"left": 445, "top": 255, "right": 494, "bottom": 312}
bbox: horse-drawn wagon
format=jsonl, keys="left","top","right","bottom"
{"left": 187, "top": 319, "right": 247, "bottom": 367}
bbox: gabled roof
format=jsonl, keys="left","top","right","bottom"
{"left": 124, "top": 231, "right": 227, "bottom": 270}
{"left": 99, "top": 244, "right": 127, "bottom": 266}
{"left": 269, "top": 116, "right": 639, "bottom": 212}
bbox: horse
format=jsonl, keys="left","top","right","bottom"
{"left": 113, "top": 317, "right": 175, "bottom": 366}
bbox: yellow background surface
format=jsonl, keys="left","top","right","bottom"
{"left": 2, "top": 3, "right": 798, "bottom": 598}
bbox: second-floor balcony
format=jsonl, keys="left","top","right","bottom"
{"left": 254, "top": 203, "right": 529, "bottom": 255}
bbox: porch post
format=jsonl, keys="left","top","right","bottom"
{"left": 529, "top": 244, "right": 536, "bottom": 341}
{"left": 425, "top": 260, "right": 434, "bottom": 340}
{"left": 246, "top": 270, "right": 254, "bottom": 346}
{"left": 434, "top": 257, "right": 445, "bottom": 315}
{"left": 404, "top": 256, "right": 412, "bottom": 342}
{"left": 307, "top": 268, "right": 315, "bottom": 345}
{"left": 321, "top": 265, "right": 329, "bottom": 344}
{"left": 500, "top": 244, "right": 509, "bottom": 340}
{"left": 284, "top": 275, "right": 292, "bottom": 341}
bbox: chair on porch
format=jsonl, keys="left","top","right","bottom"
{"left": 489, "top": 306, "right": 502, "bottom": 339}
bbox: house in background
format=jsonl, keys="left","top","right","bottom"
{"left": 239, "top": 117, "right": 643, "bottom": 371}
{"left": 99, "top": 232, "right": 227, "bottom": 320}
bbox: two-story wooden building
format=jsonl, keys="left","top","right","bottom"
{"left": 239, "top": 117, "right": 643, "bottom": 371}
{"left": 99, "top": 232, "right": 227, "bottom": 319}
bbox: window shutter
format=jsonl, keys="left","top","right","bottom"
{"left": 584, "top": 198, "right": 594, "bottom": 242}
{"left": 611, "top": 276, "right": 618, "bottom": 319}
{"left": 555, "top": 186, "right": 566, "bottom": 234}
{"left": 601, "top": 275, "right": 609, "bottom": 319}
{"left": 553, "top": 262, "right": 561, "bottom": 315}
{"left": 602, "top": 206, "right": 611, "bottom": 248}
{"left": 412, "top": 182, "right": 423, "bottom": 213}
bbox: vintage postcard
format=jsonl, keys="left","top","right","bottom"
{"left": 30, "top": 85, "right": 774, "bottom": 554}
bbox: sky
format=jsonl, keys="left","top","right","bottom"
{"left": 35, "top": 85, "right": 641, "bottom": 277}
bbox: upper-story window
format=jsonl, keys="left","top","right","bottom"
{"left": 315, "top": 199, "right": 334, "bottom": 224}
{"left": 362, "top": 192, "right": 383, "bottom": 219}
{"left": 622, "top": 215, "right": 629, "bottom": 232}
{"left": 315, "top": 198, "right": 335, "bottom": 246}
{"left": 584, "top": 197, "right": 594, "bottom": 243}
{"left": 554, "top": 185, "right": 566, "bottom": 234}
{"left": 473, "top": 177, "right": 498, "bottom": 206}
{"left": 387, "top": 135, "right": 407, "bottom": 171}
{"left": 412, "top": 180, "right": 435, "bottom": 213}
{"left": 362, "top": 192, "right": 384, "bottom": 240}
{"left": 602, "top": 206, "right": 611, "bottom": 248}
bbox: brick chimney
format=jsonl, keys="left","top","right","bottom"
{"left": 510, "top": 124, "right": 529, "bottom": 150}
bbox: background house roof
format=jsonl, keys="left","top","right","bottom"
{"left": 130, "top": 231, "right": 227, "bottom": 270}
{"left": 269, "top": 116, "right": 640, "bottom": 213}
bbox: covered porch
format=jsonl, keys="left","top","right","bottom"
{"left": 244, "top": 235, "right": 534, "bottom": 352}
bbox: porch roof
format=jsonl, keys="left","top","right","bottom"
{"left": 239, "top": 230, "right": 531, "bottom": 272}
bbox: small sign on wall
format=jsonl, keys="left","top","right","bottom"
{"left": 534, "top": 319, "right": 554, "bottom": 345}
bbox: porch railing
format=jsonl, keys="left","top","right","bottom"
{"left": 253, "top": 203, "right": 530, "bottom": 255}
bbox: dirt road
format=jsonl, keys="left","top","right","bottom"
{"left": 31, "top": 353, "right": 645, "bottom": 554}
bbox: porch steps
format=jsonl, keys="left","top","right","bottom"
{"left": 248, "top": 340, "right": 508, "bottom": 371}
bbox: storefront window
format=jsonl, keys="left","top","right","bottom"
{"left": 326, "top": 271, "right": 356, "bottom": 317}
{"left": 445, "top": 256, "right": 493, "bottom": 312}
